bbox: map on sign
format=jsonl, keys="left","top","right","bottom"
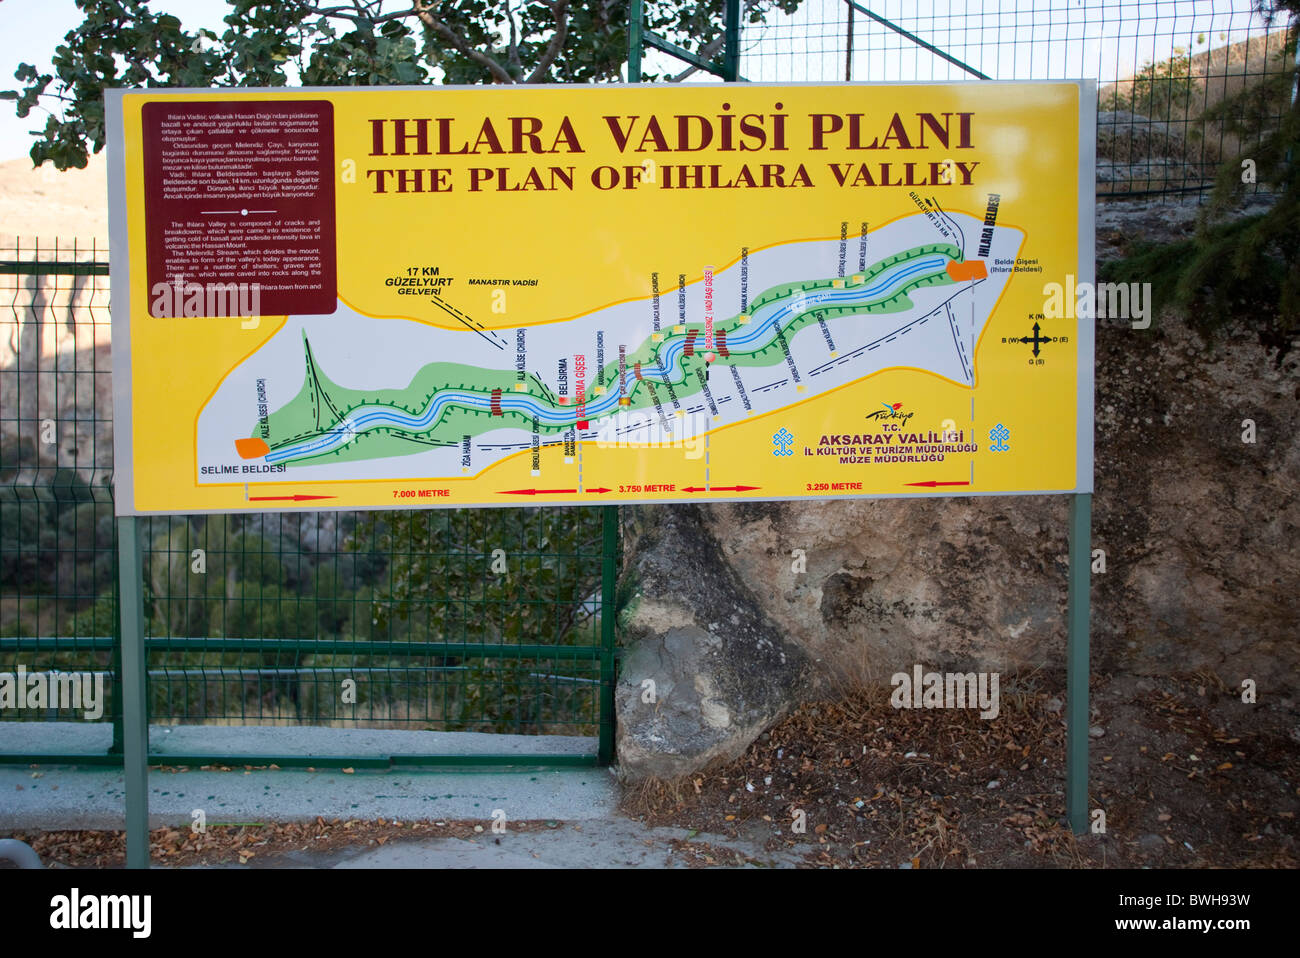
{"left": 107, "top": 82, "right": 1093, "bottom": 514}
{"left": 199, "top": 212, "right": 1019, "bottom": 485}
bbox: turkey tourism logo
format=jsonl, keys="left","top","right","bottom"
{"left": 865, "top": 401, "right": 914, "bottom": 427}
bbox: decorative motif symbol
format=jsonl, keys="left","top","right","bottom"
{"left": 773, "top": 428, "right": 795, "bottom": 457}
{"left": 989, "top": 423, "right": 1010, "bottom": 451}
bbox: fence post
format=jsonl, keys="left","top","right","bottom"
{"left": 628, "top": 0, "right": 643, "bottom": 83}
{"left": 723, "top": 0, "right": 741, "bottom": 81}
{"left": 627, "top": 0, "right": 742, "bottom": 82}
{"left": 116, "top": 515, "right": 150, "bottom": 868}
{"left": 1065, "top": 492, "right": 1092, "bottom": 834}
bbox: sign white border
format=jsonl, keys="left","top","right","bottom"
{"left": 105, "top": 80, "right": 1095, "bottom": 515}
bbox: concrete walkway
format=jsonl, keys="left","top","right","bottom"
{"left": 0, "top": 763, "right": 619, "bottom": 831}
{"left": 289, "top": 819, "right": 802, "bottom": 868}
{"left": 0, "top": 725, "right": 615, "bottom": 830}
{"left": 0, "top": 721, "right": 598, "bottom": 762}
{"left": 0, "top": 724, "right": 806, "bottom": 868}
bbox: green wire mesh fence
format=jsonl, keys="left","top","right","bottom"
{"left": 0, "top": 240, "right": 117, "bottom": 734}
{"left": 1, "top": 242, "right": 618, "bottom": 766}
{"left": 635, "top": 0, "right": 1297, "bottom": 200}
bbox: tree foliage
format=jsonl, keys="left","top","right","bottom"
{"left": 4, "top": 0, "right": 803, "bottom": 170}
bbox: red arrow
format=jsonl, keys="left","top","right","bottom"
{"left": 499, "top": 488, "right": 578, "bottom": 495}
{"left": 904, "top": 480, "right": 971, "bottom": 488}
{"left": 586, "top": 487, "right": 612, "bottom": 493}
{"left": 681, "top": 485, "right": 761, "bottom": 493}
{"left": 248, "top": 494, "right": 337, "bottom": 502}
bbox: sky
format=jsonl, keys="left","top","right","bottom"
{"left": 0, "top": 0, "right": 231, "bottom": 161}
{"left": 0, "top": 0, "right": 1283, "bottom": 163}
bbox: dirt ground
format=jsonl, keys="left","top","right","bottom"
{"left": 8, "top": 670, "right": 1295, "bottom": 869}
{"left": 622, "top": 671, "right": 1299, "bottom": 868}
{"left": 5, "top": 817, "right": 575, "bottom": 869}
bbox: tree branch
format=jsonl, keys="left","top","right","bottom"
{"left": 525, "top": 0, "right": 570, "bottom": 83}
{"left": 412, "top": 0, "right": 514, "bottom": 83}
{"left": 507, "top": 1, "right": 522, "bottom": 77}
{"left": 310, "top": 5, "right": 423, "bottom": 25}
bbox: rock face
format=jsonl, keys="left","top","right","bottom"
{"left": 615, "top": 201, "right": 1300, "bottom": 782}
{"left": 1095, "top": 110, "right": 1209, "bottom": 192}
{"left": 614, "top": 505, "right": 815, "bottom": 781}
{"left": 696, "top": 496, "right": 1072, "bottom": 683}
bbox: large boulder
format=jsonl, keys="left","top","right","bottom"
{"left": 614, "top": 504, "right": 815, "bottom": 781}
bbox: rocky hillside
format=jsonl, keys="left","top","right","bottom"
{"left": 1096, "top": 29, "right": 1295, "bottom": 194}
{"left": 0, "top": 152, "right": 109, "bottom": 250}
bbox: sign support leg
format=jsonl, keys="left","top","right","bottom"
{"left": 598, "top": 505, "right": 618, "bottom": 765}
{"left": 1065, "top": 492, "right": 1092, "bottom": 834}
{"left": 116, "top": 515, "right": 150, "bottom": 868}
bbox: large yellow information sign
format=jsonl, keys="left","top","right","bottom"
{"left": 106, "top": 82, "right": 1094, "bottom": 515}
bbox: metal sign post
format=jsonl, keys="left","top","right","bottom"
{"left": 1066, "top": 492, "right": 1093, "bottom": 834}
{"left": 116, "top": 516, "right": 151, "bottom": 868}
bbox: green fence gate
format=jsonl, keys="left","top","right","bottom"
{"left": 0, "top": 242, "right": 619, "bottom": 769}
